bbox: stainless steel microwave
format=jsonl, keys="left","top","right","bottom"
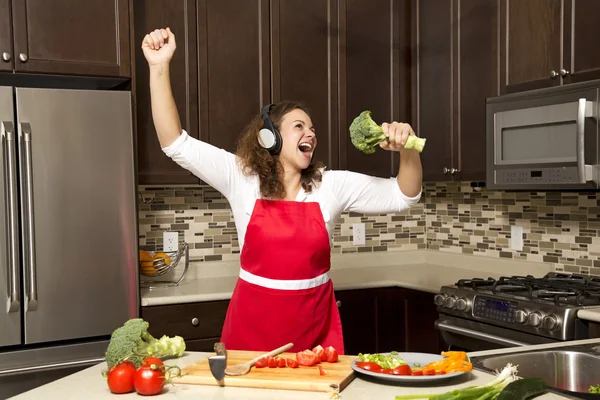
{"left": 486, "top": 81, "right": 600, "bottom": 190}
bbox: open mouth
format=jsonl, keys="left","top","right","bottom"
{"left": 298, "top": 142, "right": 313, "bottom": 153}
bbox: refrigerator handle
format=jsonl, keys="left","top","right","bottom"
{"left": 19, "top": 122, "right": 37, "bottom": 312}
{"left": 2, "top": 121, "right": 20, "bottom": 313}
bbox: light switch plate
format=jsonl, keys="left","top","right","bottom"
{"left": 163, "top": 231, "right": 179, "bottom": 252}
{"left": 353, "top": 223, "right": 366, "bottom": 246}
{"left": 510, "top": 225, "right": 523, "bottom": 251}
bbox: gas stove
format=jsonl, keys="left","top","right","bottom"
{"left": 435, "top": 272, "right": 600, "bottom": 346}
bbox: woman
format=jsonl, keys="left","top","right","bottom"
{"left": 142, "top": 28, "right": 423, "bottom": 354}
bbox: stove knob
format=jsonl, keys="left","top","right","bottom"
{"left": 514, "top": 310, "right": 528, "bottom": 324}
{"left": 528, "top": 312, "right": 543, "bottom": 327}
{"left": 434, "top": 294, "right": 446, "bottom": 306}
{"left": 456, "top": 298, "right": 470, "bottom": 312}
{"left": 543, "top": 315, "right": 559, "bottom": 331}
{"left": 444, "top": 296, "right": 457, "bottom": 309}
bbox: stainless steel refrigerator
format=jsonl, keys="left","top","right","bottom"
{"left": 0, "top": 86, "right": 139, "bottom": 398}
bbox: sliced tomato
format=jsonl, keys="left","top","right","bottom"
{"left": 318, "top": 365, "right": 327, "bottom": 376}
{"left": 312, "top": 345, "right": 326, "bottom": 362}
{"left": 411, "top": 369, "right": 424, "bottom": 376}
{"left": 323, "top": 346, "right": 338, "bottom": 363}
{"left": 267, "top": 356, "right": 278, "bottom": 368}
{"left": 297, "top": 350, "right": 320, "bottom": 366}
{"left": 380, "top": 368, "right": 393, "bottom": 374}
{"left": 255, "top": 357, "right": 268, "bottom": 368}
{"left": 391, "top": 365, "right": 412, "bottom": 376}
{"left": 355, "top": 361, "right": 382, "bottom": 373}
{"left": 423, "top": 369, "right": 436, "bottom": 375}
{"left": 277, "top": 357, "right": 286, "bottom": 368}
{"left": 285, "top": 358, "right": 299, "bottom": 368}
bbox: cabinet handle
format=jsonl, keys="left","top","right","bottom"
{"left": 450, "top": 168, "right": 460, "bottom": 175}
{"left": 550, "top": 70, "right": 558, "bottom": 79}
{"left": 443, "top": 167, "right": 449, "bottom": 175}
{"left": 191, "top": 317, "right": 199, "bottom": 326}
{"left": 19, "top": 53, "right": 28, "bottom": 62}
{"left": 560, "top": 69, "right": 570, "bottom": 78}
{"left": 336, "top": 301, "right": 342, "bottom": 308}
{"left": 2, "top": 52, "right": 10, "bottom": 62}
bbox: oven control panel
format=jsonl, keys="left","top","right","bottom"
{"left": 473, "top": 296, "right": 519, "bottom": 323}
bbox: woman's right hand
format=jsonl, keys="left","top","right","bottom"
{"left": 141, "top": 27, "right": 176, "bottom": 67}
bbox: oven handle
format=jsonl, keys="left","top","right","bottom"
{"left": 435, "top": 320, "right": 529, "bottom": 347}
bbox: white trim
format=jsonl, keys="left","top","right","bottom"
{"left": 239, "top": 268, "right": 330, "bottom": 290}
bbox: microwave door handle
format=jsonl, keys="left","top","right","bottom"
{"left": 576, "top": 98, "right": 594, "bottom": 183}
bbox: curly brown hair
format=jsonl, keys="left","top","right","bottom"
{"left": 235, "top": 101, "right": 324, "bottom": 200}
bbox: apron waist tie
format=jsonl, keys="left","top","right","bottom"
{"left": 239, "top": 268, "right": 330, "bottom": 290}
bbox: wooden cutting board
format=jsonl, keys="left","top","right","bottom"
{"left": 173, "top": 350, "right": 356, "bottom": 393}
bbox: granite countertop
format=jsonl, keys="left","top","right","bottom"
{"left": 140, "top": 250, "right": 600, "bottom": 323}
{"left": 13, "top": 341, "right": 594, "bottom": 400}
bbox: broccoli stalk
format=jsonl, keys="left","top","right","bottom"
{"left": 349, "top": 110, "right": 426, "bottom": 154}
{"left": 105, "top": 318, "right": 186, "bottom": 368}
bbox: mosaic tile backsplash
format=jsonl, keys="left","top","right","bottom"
{"left": 138, "top": 182, "right": 600, "bottom": 277}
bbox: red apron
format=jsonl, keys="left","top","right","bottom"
{"left": 220, "top": 199, "right": 345, "bottom": 354}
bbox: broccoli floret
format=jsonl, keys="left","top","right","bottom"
{"left": 349, "top": 110, "right": 426, "bottom": 154}
{"left": 105, "top": 318, "right": 186, "bottom": 368}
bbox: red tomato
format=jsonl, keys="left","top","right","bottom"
{"left": 143, "top": 357, "right": 164, "bottom": 367}
{"left": 324, "top": 346, "right": 338, "bottom": 363}
{"left": 255, "top": 357, "right": 268, "bottom": 368}
{"left": 411, "top": 368, "right": 423, "bottom": 376}
{"left": 423, "top": 369, "right": 436, "bottom": 376}
{"left": 318, "top": 365, "right": 327, "bottom": 376}
{"left": 134, "top": 363, "right": 166, "bottom": 396}
{"left": 106, "top": 361, "right": 136, "bottom": 394}
{"left": 277, "top": 357, "right": 286, "bottom": 368}
{"left": 312, "top": 345, "right": 326, "bottom": 362}
{"left": 355, "top": 362, "right": 382, "bottom": 373}
{"left": 391, "top": 365, "right": 412, "bottom": 376}
{"left": 267, "top": 356, "right": 278, "bottom": 368}
{"left": 380, "top": 368, "right": 393, "bottom": 374}
{"left": 285, "top": 358, "right": 299, "bottom": 368}
{"left": 296, "top": 350, "right": 320, "bottom": 366}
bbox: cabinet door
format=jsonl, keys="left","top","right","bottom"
{"left": 412, "top": 0, "right": 453, "bottom": 181}
{"left": 457, "top": 0, "right": 499, "bottom": 181}
{"left": 197, "top": 0, "right": 270, "bottom": 154}
{"left": 134, "top": 0, "right": 199, "bottom": 184}
{"left": 271, "top": 0, "right": 338, "bottom": 169}
{"left": 339, "top": 0, "right": 408, "bottom": 178}
{"left": 11, "top": 0, "right": 130, "bottom": 77}
{"left": 0, "top": 0, "right": 13, "bottom": 72}
{"left": 403, "top": 290, "right": 443, "bottom": 353}
{"left": 335, "top": 289, "right": 377, "bottom": 355}
{"left": 562, "top": 0, "right": 600, "bottom": 84}
{"left": 500, "top": 0, "right": 562, "bottom": 93}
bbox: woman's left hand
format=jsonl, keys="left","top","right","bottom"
{"left": 380, "top": 122, "right": 416, "bottom": 152}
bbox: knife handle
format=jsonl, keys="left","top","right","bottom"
{"left": 214, "top": 342, "right": 227, "bottom": 356}
{"left": 249, "top": 343, "right": 293, "bottom": 365}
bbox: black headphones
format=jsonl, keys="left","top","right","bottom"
{"left": 258, "top": 103, "right": 282, "bottom": 155}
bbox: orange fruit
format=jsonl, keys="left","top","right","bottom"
{"left": 153, "top": 252, "right": 171, "bottom": 266}
{"left": 139, "top": 250, "right": 154, "bottom": 268}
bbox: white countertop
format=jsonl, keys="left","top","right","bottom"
{"left": 140, "top": 250, "right": 600, "bottom": 323}
{"left": 10, "top": 344, "right": 585, "bottom": 400}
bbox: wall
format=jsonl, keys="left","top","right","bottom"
{"left": 138, "top": 182, "right": 600, "bottom": 277}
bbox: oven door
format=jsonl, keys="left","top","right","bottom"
{"left": 435, "top": 315, "right": 561, "bottom": 352}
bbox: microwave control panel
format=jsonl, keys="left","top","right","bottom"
{"left": 496, "top": 167, "right": 579, "bottom": 184}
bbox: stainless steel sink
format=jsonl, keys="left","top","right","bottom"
{"left": 474, "top": 350, "right": 600, "bottom": 396}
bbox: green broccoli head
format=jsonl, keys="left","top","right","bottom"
{"left": 105, "top": 318, "right": 186, "bottom": 368}
{"left": 349, "top": 110, "right": 426, "bottom": 154}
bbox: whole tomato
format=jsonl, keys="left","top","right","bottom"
{"left": 106, "top": 360, "right": 136, "bottom": 394}
{"left": 134, "top": 363, "right": 166, "bottom": 396}
{"left": 143, "top": 357, "right": 164, "bottom": 367}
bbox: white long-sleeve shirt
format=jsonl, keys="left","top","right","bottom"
{"left": 163, "top": 131, "right": 421, "bottom": 249}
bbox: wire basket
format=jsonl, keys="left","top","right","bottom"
{"left": 139, "top": 242, "right": 189, "bottom": 289}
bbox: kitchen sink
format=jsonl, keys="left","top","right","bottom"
{"left": 473, "top": 349, "right": 600, "bottom": 398}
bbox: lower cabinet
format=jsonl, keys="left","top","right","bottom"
{"left": 141, "top": 287, "right": 443, "bottom": 356}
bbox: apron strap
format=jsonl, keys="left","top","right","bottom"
{"left": 239, "top": 268, "right": 330, "bottom": 290}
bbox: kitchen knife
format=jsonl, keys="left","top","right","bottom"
{"left": 208, "top": 342, "right": 227, "bottom": 382}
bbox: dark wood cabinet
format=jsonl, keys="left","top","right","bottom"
{"left": 335, "top": 288, "right": 378, "bottom": 355}
{"left": 413, "top": 0, "right": 499, "bottom": 182}
{"left": 0, "top": 0, "right": 12, "bottom": 72}
{"left": 500, "top": 0, "right": 600, "bottom": 94}
{"left": 134, "top": 0, "right": 199, "bottom": 185}
{"left": 6, "top": 0, "right": 130, "bottom": 77}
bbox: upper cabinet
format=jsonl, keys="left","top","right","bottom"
{"left": 413, "top": 0, "right": 499, "bottom": 182}
{"left": 1, "top": 0, "right": 131, "bottom": 77}
{"left": 501, "top": 0, "right": 600, "bottom": 94}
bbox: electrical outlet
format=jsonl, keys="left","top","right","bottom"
{"left": 352, "top": 223, "right": 366, "bottom": 246}
{"left": 510, "top": 225, "right": 523, "bottom": 251}
{"left": 163, "top": 231, "right": 179, "bottom": 252}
